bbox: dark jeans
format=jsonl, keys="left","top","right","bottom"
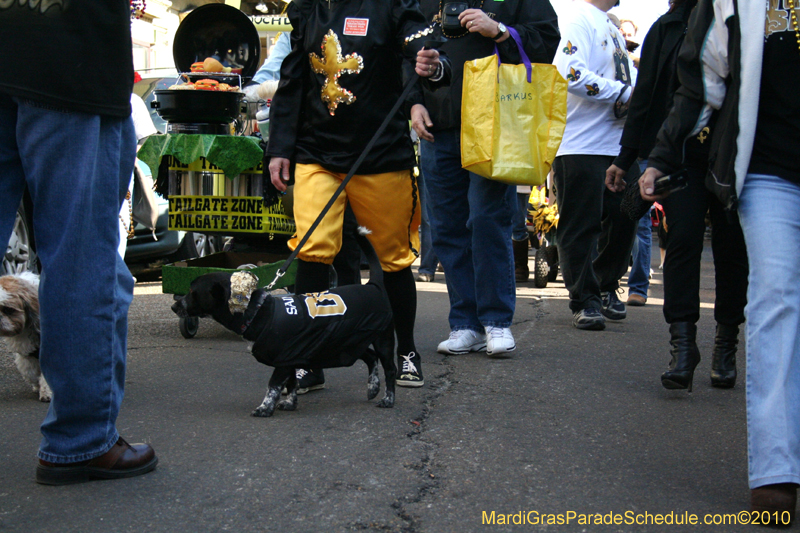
{"left": 0, "top": 95, "right": 135, "bottom": 461}
{"left": 660, "top": 165, "right": 748, "bottom": 325}
{"left": 420, "top": 129, "right": 516, "bottom": 330}
{"left": 553, "top": 154, "right": 639, "bottom": 312}
{"left": 417, "top": 169, "right": 439, "bottom": 276}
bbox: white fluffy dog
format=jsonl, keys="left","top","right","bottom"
{"left": 0, "top": 272, "right": 50, "bottom": 402}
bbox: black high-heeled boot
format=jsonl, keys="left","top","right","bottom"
{"left": 661, "top": 322, "right": 701, "bottom": 392}
{"left": 710, "top": 323, "right": 739, "bottom": 388}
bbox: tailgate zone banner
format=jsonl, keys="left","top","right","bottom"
{"left": 168, "top": 196, "right": 295, "bottom": 234}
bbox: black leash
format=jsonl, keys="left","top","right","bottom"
{"left": 265, "top": 73, "right": 421, "bottom": 290}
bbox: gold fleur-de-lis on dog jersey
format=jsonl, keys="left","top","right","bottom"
{"left": 309, "top": 30, "right": 364, "bottom": 116}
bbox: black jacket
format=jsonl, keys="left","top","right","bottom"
{"left": 267, "top": 0, "right": 430, "bottom": 174}
{"left": 613, "top": 1, "right": 697, "bottom": 171}
{"left": 0, "top": 0, "right": 133, "bottom": 117}
{"left": 413, "top": 0, "right": 560, "bottom": 132}
{"left": 647, "top": 0, "right": 747, "bottom": 211}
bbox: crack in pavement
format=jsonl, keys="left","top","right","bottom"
{"left": 376, "top": 297, "right": 548, "bottom": 531}
{"left": 396, "top": 359, "right": 455, "bottom": 532}
{"left": 346, "top": 359, "right": 456, "bottom": 533}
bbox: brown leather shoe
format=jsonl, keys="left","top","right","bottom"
{"left": 751, "top": 483, "right": 797, "bottom": 528}
{"left": 36, "top": 437, "right": 157, "bottom": 486}
{"left": 627, "top": 293, "right": 647, "bottom": 306}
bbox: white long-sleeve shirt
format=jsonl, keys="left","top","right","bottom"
{"left": 554, "top": 1, "right": 637, "bottom": 157}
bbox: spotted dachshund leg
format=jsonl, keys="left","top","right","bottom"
{"left": 361, "top": 347, "right": 381, "bottom": 401}
{"left": 374, "top": 325, "right": 397, "bottom": 408}
{"left": 278, "top": 370, "right": 298, "bottom": 411}
{"left": 252, "top": 367, "right": 293, "bottom": 417}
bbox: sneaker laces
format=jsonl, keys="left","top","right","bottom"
{"left": 295, "top": 368, "right": 308, "bottom": 380}
{"left": 485, "top": 326, "right": 511, "bottom": 341}
{"left": 447, "top": 330, "right": 463, "bottom": 341}
{"left": 400, "top": 353, "right": 418, "bottom": 374}
{"left": 449, "top": 329, "right": 482, "bottom": 341}
{"left": 602, "top": 289, "right": 622, "bottom": 304}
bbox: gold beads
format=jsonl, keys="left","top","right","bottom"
{"left": 120, "top": 190, "right": 134, "bottom": 239}
{"left": 788, "top": 0, "right": 800, "bottom": 54}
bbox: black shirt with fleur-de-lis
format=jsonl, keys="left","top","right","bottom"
{"left": 267, "top": 0, "right": 429, "bottom": 175}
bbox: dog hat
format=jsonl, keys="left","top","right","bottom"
{"left": 228, "top": 271, "right": 259, "bottom": 314}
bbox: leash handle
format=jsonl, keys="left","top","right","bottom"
{"left": 265, "top": 72, "right": 421, "bottom": 289}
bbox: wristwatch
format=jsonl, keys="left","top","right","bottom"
{"left": 493, "top": 22, "right": 507, "bottom": 41}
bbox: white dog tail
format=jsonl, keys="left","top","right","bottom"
{"left": 355, "top": 226, "right": 384, "bottom": 289}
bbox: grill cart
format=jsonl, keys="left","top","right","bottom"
{"left": 137, "top": 3, "right": 297, "bottom": 337}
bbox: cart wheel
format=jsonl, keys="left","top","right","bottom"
{"left": 534, "top": 247, "right": 550, "bottom": 288}
{"left": 179, "top": 316, "right": 199, "bottom": 339}
{"left": 546, "top": 245, "right": 559, "bottom": 282}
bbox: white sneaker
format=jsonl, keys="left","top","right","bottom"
{"left": 485, "top": 326, "right": 516, "bottom": 358}
{"left": 437, "top": 329, "right": 486, "bottom": 355}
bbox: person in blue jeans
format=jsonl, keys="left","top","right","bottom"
{"left": 0, "top": 0, "right": 157, "bottom": 485}
{"left": 410, "top": 0, "right": 559, "bottom": 358}
{"left": 627, "top": 213, "right": 652, "bottom": 305}
{"left": 512, "top": 187, "right": 531, "bottom": 282}
{"left": 626, "top": 159, "right": 653, "bottom": 306}
{"left": 416, "top": 168, "right": 439, "bottom": 283}
{"left": 639, "top": 0, "right": 797, "bottom": 521}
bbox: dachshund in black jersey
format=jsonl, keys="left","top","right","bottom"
{"left": 171, "top": 227, "right": 396, "bottom": 417}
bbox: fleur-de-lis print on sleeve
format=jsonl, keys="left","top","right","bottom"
{"left": 567, "top": 67, "right": 581, "bottom": 82}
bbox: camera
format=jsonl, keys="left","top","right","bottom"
{"left": 652, "top": 169, "right": 689, "bottom": 195}
{"left": 442, "top": 2, "right": 469, "bottom": 37}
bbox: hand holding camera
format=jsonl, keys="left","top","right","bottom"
{"left": 639, "top": 167, "right": 689, "bottom": 202}
{"left": 442, "top": 3, "right": 507, "bottom": 42}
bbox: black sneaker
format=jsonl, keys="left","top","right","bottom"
{"left": 295, "top": 368, "right": 325, "bottom": 395}
{"left": 396, "top": 352, "right": 424, "bottom": 388}
{"left": 572, "top": 308, "right": 606, "bottom": 330}
{"left": 601, "top": 290, "right": 627, "bottom": 320}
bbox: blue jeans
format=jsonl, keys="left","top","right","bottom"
{"left": 628, "top": 213, "right": 652, "bottom": 297}
{"left": 512, "top": 191, "right": 530, "bottom": 242}
{"left": 417, "top": 169, "right": 439, "bottom": 276}
{"left": 0, "top": 95, "right": 135, "bottom": 462}
{"left": 738, "top": 173, "right": 800, "bottom": 489}
{"left": 628, "top": 159, "right": 651, "bottom": 297}
{"left": 420, "top": 129, "right": 516, "bottom": 330}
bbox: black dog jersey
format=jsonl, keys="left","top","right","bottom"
{"left": 241, "top": 283, "right": 393, "bottom": 368}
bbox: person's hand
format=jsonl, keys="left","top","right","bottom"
{"left": 458, "top": 9, "right": 506, "bottom": 41}
{"left": 416, "top": 48, "right": 441, "bottom": 78}
{"left": 605, "top": 164, "right": 627, "bottom": 192}
{"left": 269, "top": 157, "right": 291, "bottom": 192}
{"left": 639, "top": 167, "right": 667, "bottom": 202}
{"left": 411, "top": 104, "right": 434, "bottom": 142}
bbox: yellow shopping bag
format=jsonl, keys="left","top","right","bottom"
{"left": 461, "top": 28, "right": 567, "bottom": 186}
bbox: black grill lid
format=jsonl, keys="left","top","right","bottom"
{"left": 173, "top": 4, "right": 261, "bottom": 82}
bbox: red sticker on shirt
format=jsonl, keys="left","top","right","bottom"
{"left": 343, "top": 18, "right": 369, "bottom": 37}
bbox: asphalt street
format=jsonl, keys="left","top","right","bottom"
{"left": 0, "top": 241, "right": 763, "bottom": 533}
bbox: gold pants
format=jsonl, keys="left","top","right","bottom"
{"left": 288, "top": 164, "right": 421, "bottom": 272}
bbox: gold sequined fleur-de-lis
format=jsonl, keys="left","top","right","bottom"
{"left": 697, "top": 127, "right": 710, "bottom": 143}
{"left": 309, "top": 30, "right": 364, "bottom": 116}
